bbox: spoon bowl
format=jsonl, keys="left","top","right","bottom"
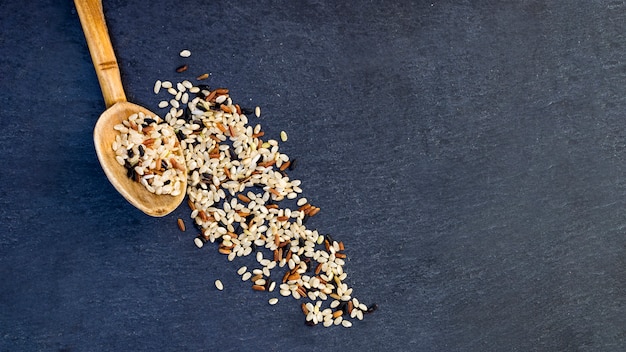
{"left": 75, "top": 0, "right": 186, "bottom": 216}
{"left": 93, "top": 101, "right": 186, "bottom": 217}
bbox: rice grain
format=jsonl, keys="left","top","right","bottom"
{"left": 153, "top": 80, "right": 162, "bottom": 94}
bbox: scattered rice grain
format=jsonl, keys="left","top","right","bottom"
{"left": 153, "top": 80, "right": 162, "bottom": 94}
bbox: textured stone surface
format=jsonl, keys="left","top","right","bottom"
{"left": 1, "top": 0, "right": 625, "bottom": 351}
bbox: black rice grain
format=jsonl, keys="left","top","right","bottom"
{"left": 176, "top": 130, "right": 186, "bottom": 141}
{"left": 241, "top": 107, "right": 255, "bottom": 115}
{"left": 288, "top": 158, "right": 297, "bottom": 170}
{"left": 365, "top": 303, "right": 378, "bottom": 313}
{"left": 126, "top": 167, "right": 136, "bottom": 179}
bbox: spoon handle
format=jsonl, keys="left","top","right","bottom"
{"left": 74, "top": 0, "right": 127, "bottom": 108}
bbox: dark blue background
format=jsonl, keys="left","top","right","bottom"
{"left": 1, "top": 1, "right": 625, "bottom": 351}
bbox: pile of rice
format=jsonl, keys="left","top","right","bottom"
{"left": 112, "top": 112, "right": 185, "bottom": 196}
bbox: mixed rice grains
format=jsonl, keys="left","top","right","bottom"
{"left": 112, "top": 52, "right": 375, "bottom": 327}
{"left": 112, "top": 113, "right": 186, "bottom": 196}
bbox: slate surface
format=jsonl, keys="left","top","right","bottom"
{"left": 1, "top": 1, "right": 625, "bottom": 351}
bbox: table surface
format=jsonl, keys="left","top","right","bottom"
{"left": 2, "top": 1, "right": 625, "bottom": 351}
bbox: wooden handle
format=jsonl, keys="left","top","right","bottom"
{"left": 74, "top": 0, "right": 126, "bottom": 108}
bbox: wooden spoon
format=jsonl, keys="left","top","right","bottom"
{"left": 75, "top": 0, "right": 187, "bottom": 217}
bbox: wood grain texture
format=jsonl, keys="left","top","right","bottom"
{"left": 74, "top": 0, "right": 126, "bottom": 108}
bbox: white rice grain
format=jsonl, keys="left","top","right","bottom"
{"left": 215, "top": 95, "right": 227, "bottom": 104}
{"left": 153, "top": 80, "right": 162, "bottom": 94}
